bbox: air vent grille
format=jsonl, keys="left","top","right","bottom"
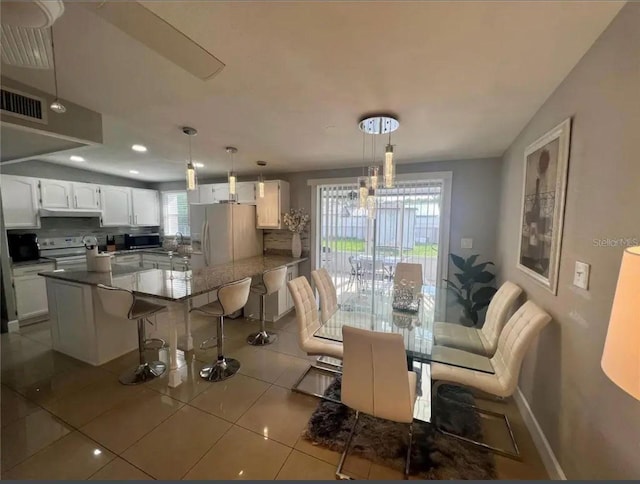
{"left": 0, "top": 87, "right": 46, "bottom": 124}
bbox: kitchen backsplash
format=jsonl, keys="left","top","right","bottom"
{"left": 263, "top": 228, "right": 310, "bottom": 255}
{"left": 7, "top": 217, "right": 158, "bottom": 248}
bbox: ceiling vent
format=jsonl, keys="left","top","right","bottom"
{"left": 0, "top": 86, "right": 47, "bottom": 124}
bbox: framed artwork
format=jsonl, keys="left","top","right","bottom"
{"left": 517, "top": 118, "right": 571, "bottom": 294}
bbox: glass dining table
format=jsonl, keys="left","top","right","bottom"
{"left": 313, "top": 284, "right": 495, "bottom": 422}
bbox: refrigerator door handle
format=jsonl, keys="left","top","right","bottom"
{"left": 203, "top": 220, "right": 210, "bottom": 266}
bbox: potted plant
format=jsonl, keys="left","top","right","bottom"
{"left": 283, "top": 208, "right": 310, "bottom": 258}
{"left": 444, "top": 253, "right": 497, "bottom": 326}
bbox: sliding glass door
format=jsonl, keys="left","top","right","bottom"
{"left": 313, "top": 173, "right": 451, "bottom": 311}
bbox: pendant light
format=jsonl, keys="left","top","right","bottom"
{"left": 366, "top": 186, "right": 376, "bottom": 220}
{"left": 226, "top": 147, "right": 238, "bottom": 200}
{"left": 384, "top": 132, "right": 395, "bottom": 189}
{"left": 182, "top": 127, "right": 198, "bottom": 191}
{"left": 49, "top": 26, "right": 66, "bottom": 114}
{"left": 368, "top": 165, "right": 379, "bottom": 191}
{"left": 359, "top": 114, "right": 399, "bottom": 189}
{"left": 358, "top": 131, "right": 368, "bottom": 209}
{"left": 256, "top": 160, "right": 267, "bottom": 198}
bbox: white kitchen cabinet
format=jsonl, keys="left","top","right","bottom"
{"left": 100, "top": 186, "right": 132, "bottom": 226}
{"left": 0, "top": 175, "right": 40, "bottom": 228}
{"left": 236, "top": 181, "right": 256, "bottom": 205}
{"left": 244, "top": 263, "right": 298, "bottom": 322}
{"left": 256, "top": 180, "right": 289, "bottom": 229}
{"left": 213, "top": 183, "right": 230, "bottom": 202}
{"left": 142, "top": 253, "right": 190, "bottom": 271}
{"left": 198, "top": 184, "right": 215, "bottom": 204}
{"left": 131, "top": 188, "right": 160, "bottom": 226}
{"left": 187, "top": 188, "right": 200, "bottom": 204}
{"left": 40, "top": 179, "right": 73, "bottom": 209}
{"left": 72, "top": 183, "right": 101, "bottom": 209}
{"left": 13, "top": 263, "right": 55, "bottom": 321}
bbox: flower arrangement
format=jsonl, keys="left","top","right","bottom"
{"left": 283, "top": 208, "right": 310, "bottom": 233}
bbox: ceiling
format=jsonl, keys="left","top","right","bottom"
{"left": 1, "top": 1, "right": 625, "bottom": 182}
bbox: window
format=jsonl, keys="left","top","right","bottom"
{"left": 161, "top": 191, "right": 190, "bottom": 236}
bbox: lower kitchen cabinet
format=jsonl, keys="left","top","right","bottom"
{"left": 12, "top": 263, "right": 56, "bottom": 322}
{"left": 244, "top": 264, "right": 298, "bottom": 322}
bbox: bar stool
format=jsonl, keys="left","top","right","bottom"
{"left": 97, "top": 284, "right": 167, "bottom": 385}
{"left": 247, "top": 265, "right": 287, "bottom": 346}
{"left": 192, "top": 277, "right": 252, "bottom": 382}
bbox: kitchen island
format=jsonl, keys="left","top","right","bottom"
{"left": 39, "top": 255, "right": 307, "bottom": 387}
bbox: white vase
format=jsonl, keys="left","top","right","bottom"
{"left": 291, "top": 232, "right": 302, "bottom": 258}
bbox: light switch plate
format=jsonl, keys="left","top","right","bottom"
{"left": 461, "top": 238, "right": 473, "bottom": 249}
{"left": 573, "top": 261, "right": 590, "bottom": 290}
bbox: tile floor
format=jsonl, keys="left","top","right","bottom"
{"left": 0, "top": 312, "right": 549, "bottom": 480}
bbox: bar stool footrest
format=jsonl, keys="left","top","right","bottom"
{"left": 200, "top": 358, "right": 240, "bottom": 382}
{"left": 119, "top": 361, "right": 166, "bottom": 385}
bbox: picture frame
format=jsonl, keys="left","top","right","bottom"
{"left": 517, "top": 118, "right": 571, "bottom": 294}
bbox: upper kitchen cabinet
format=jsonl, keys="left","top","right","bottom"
{"left": 72, "top": 183, "right": 101, "bottom": 209}
{"left": 40, "top": 179, "right": 73, "bottom": 209}
{"left": 131, "top": 188, "right": 160, "bottom": 226}
{"left": 236, "top": 181, "right": 256, "bottom": 205}
{"left": 199, "top": 183, "right": 230, "bottom": 204}
{"left": 256, "top": 180, "right": 289, "bottom": 229}
{"left": 0, "top": 175, "right": 40, "bottom": 229}
{"left": 100, "top": 185, "right": 132, "bottom": 226}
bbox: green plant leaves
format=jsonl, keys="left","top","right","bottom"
{"left": 450, "top": 253, "right": 467, "bottom": 271}
{"left": 474, "top": 271, "right": 496, "bottom": 284}
{"left": 472, "top": 286, "right": 498, "bottom": 303}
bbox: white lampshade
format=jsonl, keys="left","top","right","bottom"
{"left": 601, "top": 246, "right": 640, "bottom": 400}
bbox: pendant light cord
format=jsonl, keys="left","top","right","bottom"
{"left": 51, "top": 26, "right": 60, "bottom": 98}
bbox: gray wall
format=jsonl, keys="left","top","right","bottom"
{"left": 495, "top": 3, "right": 640, "bottom": 479}
{"left": 1, "top": 160, "right": 152, "bottom": 189}
{"left": 279, "top": 157, "right": 502, "bottom": 284}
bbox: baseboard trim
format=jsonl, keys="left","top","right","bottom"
{"left": 7, "top": 319, "right": 19, "bottom": 333}
{"left": 514, "top": 387, "right": 567, "bottom": 480}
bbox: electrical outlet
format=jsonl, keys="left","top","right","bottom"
{"left": 461, "top": 238, "right": 473, "bottom": 249}
{"left": 573, "top": 261, "right": 590, "bottom": 290}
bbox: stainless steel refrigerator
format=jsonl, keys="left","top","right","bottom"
{"left": 190, "top": 203, "right": 263, "bottom": 269}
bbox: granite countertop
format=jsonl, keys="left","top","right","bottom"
{"left": 39, "top": 255, "right": 307, "bottom": 302}
{"left": 12, "top": 258, "right": 57, "bottom": 268}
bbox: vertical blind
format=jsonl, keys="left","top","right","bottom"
{"left": 161, "top": 191, "right": 190, "bottom": 236}
{"left": 317, "top": 178, "right": 445, "bottom": 302}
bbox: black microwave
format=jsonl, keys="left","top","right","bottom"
{"left": 124, "top": 233, "right": 161, "bottom": 250}
{"left": 8, "top": 233, "right": 40, "bottom": 262}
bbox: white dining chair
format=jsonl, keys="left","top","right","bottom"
{"left": 191, "top": 277, "right": 252, "bottom": 382}
{"left": 431, "top": 300, "right": 551, "bottom": 458}
{"left": 434, "top": 281, "right": 523, "bottom": 356}
{"left": 338, "top": 326, "right": 417, "bottom": 479}
{"left": 96, "top": 284, "right": 167, "bottom": 385}
{"left": 287, "top": 276, "right": 343, "bottom": 399}
{"left": 311, "top": 267, "right": 338, "bottom": 323}
{"left": 247, "top": 265, "right": 287, "bottom": 346}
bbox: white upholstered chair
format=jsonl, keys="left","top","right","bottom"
{"left": 394, "top": 262, "right": 423, "bottom": 287}
{"left": 287, "top": 276, "right": 343, "bottom": 398}
{"left": 97, "top": 285, "right": 167, "bottom": 385}
{"left": 338, "top": 326, "right": 417, "bottom": 479}
{"left": 191, "top": 277, "right": 252, "bottom": 382}
{"left": 247, "top": 265, "right": 287, "bottom": 346}
{"left": 434, "top": 281, "right": 523, "bottom": 356}
{"left": 311, "top": 267, "right": 338, "bottom": 323}
{"left": 431, "top": 300, "right": 551, "bottom": 457}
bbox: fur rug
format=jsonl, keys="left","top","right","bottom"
{"left": 303, "top": 377, "right": 496, "bottom": 480}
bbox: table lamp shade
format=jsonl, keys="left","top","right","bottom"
{"left": 601, "top": 246, "right": 640, "bottom": 400}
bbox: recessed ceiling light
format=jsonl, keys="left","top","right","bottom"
{"left": 129, "top": 170, "right": 139, "bottom": 174}
{"left": 131, "top": 144, "right": 147, "bottom": 152}
{"left": 70, "top": 155, "right": 85, "bottom": 162}
{"left": 194, "top": 162, "right": 204, "bottom": 168}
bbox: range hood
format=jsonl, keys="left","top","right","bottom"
{"left": 39, "top": 208, "right": 102, "bottom": 218}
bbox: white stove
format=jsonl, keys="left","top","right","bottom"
{"left": 40, "top": 237, "right": 89, "bottom": 270}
